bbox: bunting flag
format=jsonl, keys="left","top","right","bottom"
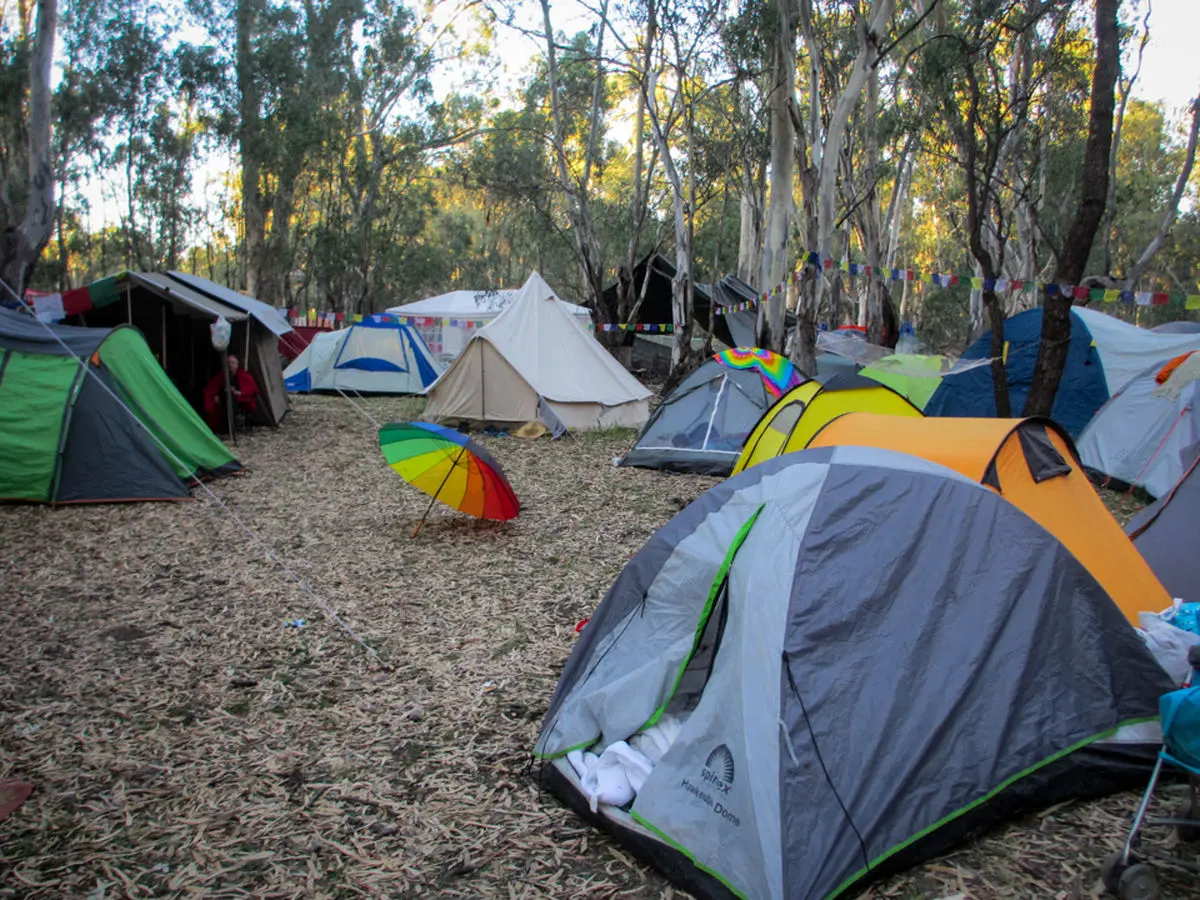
{"left": 596, "top": 323, "right": 674, "bottom": 332}
{"left": 710, "top": 250, "right": 1200, "bottom": 317}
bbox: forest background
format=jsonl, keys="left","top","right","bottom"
{"left": 2, "top": 0, "right": 1199, "bottom": 396}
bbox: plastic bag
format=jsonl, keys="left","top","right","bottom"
{"left": 1162, "top": 599, "right": 1200, "bottom": 636}
{"left": 210, "top": 315, "right": 231, "bottom": 351}
{"left": 1140, "top": 610, "right": 1200, "bottom": 686}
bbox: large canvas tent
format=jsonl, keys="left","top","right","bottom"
{"left": 619, "top": 349, "right": 803, "bottom": 475}
{"left": 424, "top": 272, "right": 652, "bottom": 430}
{"left": 45, "top": 271, "right": 293, "bottom": 426}
{"left": 283, "top": 316, "right": 441, "bottom": 394}
{"left": 534, "top": 448, "right": 1171, "bottom": 900}
{"left": 1128, "top": 445, "right": 1200, "bottom": 602}
{"left": 1078, "top": 354, "right": 1200, "bottom": 498}
{"left": 807, "top": 413, "right": 1169, "bottom": 624}
{"left": 386, "top": 289, "right": 591, "bottom": 364}
{"left": 926, "top": 307, "right": 1200, "bottom": 436}
{"left": 732, "top": 374, "right": 922, "bottom": 474}
{"left": 0, "top": 308, "right": 240, "bottom": 503}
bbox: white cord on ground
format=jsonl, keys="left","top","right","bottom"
{"left": 1, "top": 281, "right": 380, "bottom": 659}
{"left": 334, "top": 386, "right": 383, "bottom": 428}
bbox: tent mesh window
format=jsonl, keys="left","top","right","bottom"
{"left": 640, "top": 374, "right": 763, "bottom": 454}
{"left": 665, "top": 579, "right": 731, "bottom": 717}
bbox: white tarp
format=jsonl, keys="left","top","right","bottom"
{"left": 1074, "top": 306, "right": 1200, "bottom": 394}
{"left": 1078, "top": 358, "right": 1200, "bottom": 498}
{"left": 424, "top": 272, "right": 651, "bottom": 429}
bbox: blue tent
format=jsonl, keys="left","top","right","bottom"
{"left": 283, "top": 315, "right": 442, "bottom": 394}
{"left": 925, "top": 309, "right": 1108, "bottom": 436}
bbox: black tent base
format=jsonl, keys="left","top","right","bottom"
{"left": 535, "top": 741, "right": 1158, "bottom": 899}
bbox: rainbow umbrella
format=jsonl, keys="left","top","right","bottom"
{"left": 379, "top": 422, "right": 520, "bottom": 535}
{"left": 714, "top": 347, "right": 803, "bottom": 399}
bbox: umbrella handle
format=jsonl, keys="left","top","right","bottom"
{"left": 412, "top": 444, "right": 468, "bottom": 537}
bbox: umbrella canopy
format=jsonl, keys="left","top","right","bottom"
{"left": 379, "top": 422, "right": 520, "bottom": 528}
{"left": 712, "top": 347, "right": 802, "bottom": 399}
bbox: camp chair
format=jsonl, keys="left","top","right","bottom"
{"left": 1102, "top": 645, "right": 1200, "bottom": 899}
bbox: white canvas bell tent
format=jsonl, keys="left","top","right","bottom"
{"left": 283, "top": 315, "right": 442, "bottom": 394}
{"left": 423, "top": 272, "right": 651, "bottom": 430}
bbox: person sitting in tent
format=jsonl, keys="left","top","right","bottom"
{"left": 203, "top": 353, "right": 259, "bottom": 431}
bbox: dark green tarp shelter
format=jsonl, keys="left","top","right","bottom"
{"left": 0, "top": 308, "right": 240, "bottom": 503}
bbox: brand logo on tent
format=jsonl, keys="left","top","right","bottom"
{"left": 702, "top": 744, "right": 735, "bottom": 793}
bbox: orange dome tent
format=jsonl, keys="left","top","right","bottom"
{"left": 806, "top": 413, "right": 1169, "bottom": 624}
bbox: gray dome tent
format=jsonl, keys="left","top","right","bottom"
{"left": 535, "top": 448, "right": 1170, "bottom": 900}
{"left": 1127, "top": 443, "right": 1200, "bottom": 602}
{"left": 619, "top": 350, "right": 803, "bottom": 476}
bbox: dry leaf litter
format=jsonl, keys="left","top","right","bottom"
{"left": 0, "top": 395, "right": 1194, "bottom": 899}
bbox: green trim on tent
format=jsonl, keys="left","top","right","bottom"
{"left": 98, "top": 327, "right": 237, "bottom": 478}
{"left": 641, "top": 505, "right": 764, "bottom": 732}
{"left": 825, "top": 715, "right": 1160, "bottom": 899}
{"left": 536, "top": 505, "right": 766, "bottom": 762}
{"left": 630, "top": 810, "right": 749, "bottom": 900}
{"left": 640, "top": 504, "right": 765, "bottom": 732}
{"left": 0, "top": 350, "right": 83, "bottom": 501}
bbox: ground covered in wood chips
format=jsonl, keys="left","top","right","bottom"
{"left": 1, "top": 395, "right": 1196, "bottom": 899}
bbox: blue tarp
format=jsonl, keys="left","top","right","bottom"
{"left": 925, "top": 308, "right": 1109, "bottom": 436}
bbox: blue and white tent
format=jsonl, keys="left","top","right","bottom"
{"left": 283, "top": 315, "right": 442, "bottom": 394}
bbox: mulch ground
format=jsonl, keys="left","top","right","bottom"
{"left": 0, "top": 395, "right": 1195, "bottom": 899}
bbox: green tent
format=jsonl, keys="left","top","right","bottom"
{"left": 860, "top": 353, "right": 949, "bottom": 409}
{"left": 0, "top": 308, "right": 240, "bottom": 503}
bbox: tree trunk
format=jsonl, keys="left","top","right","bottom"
{"left": 794, "top": 0, "right": 895, "bottom": 370}
{"left": 237, "top": 0, "right": 265, "bottom": 299}
{"left": 539, "top": 0, "right": 606, "bottom": 313}
{"left": 757, "top": 0, "right": 796, "bottom": 354}
{"left": 1, "top": 0, "right": 57, "bottom": 295}
{"left": 1023, "top": 0, "right": 1119, "bottom": 418}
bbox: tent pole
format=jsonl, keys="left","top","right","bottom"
{"left": 223, "top": 353, "right": 236, "bottom": 444}
{"left": 126, "top": 284, "right": 132, "bottom": 324}
{"left": 161, "top": 305, "right": 167, "bottom": 368}
{"left": 412, "top": 445, "right": 466, "bottom": 538}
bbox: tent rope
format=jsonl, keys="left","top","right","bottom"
{"left": 783, "top": 649, "right": 872, "bottom": 874}
{"left": 334, "top": 386, "right": 383, "bottom": 429}
{"left": 0, "top": 280, "right": 381, "bottom": 661}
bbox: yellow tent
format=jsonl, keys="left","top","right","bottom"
{"left": 732, "top": 374, "right": 922, "bottom": 475}
{"left": 807, "top": 413, "right": 1168, "bottom": 624}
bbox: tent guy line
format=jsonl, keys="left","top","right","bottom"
{"left": 0, "top": 278, "right": 380, "bottom": 661}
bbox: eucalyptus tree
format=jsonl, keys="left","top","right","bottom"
{"left": 0, "top": 0, "right": 57, "bottom": 295}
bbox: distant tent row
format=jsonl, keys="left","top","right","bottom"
{"left": 425, "top": 273, "right": 651, "bottom": 430}
{"left": 50, "top": 271, "right": 293, "bottom": 426}
{"left": 284, "top": 316, "right": 442, "bottom": 394}
{"left": 0, "top": 308, "right": 239, "bottom": 503}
